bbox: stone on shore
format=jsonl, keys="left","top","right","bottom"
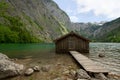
{"left": 24, "top": 68, "right": 34, "bottom": 76}
{"left": 75, "top": 69, "right": 91, "bottom": 80}
{"left": 69, "top": 69, "right": 76, "bottom": 78}
{"left": 0, "top": 53, "right": 24, "bottom": 79}
{"left": 32, "top": 66, "right": 40, "bottom": 72}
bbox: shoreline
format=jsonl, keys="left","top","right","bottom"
{"left": 4, "top": 54, "right": 120, "bottom": 80}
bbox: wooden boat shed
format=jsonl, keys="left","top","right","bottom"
{"left": 54, "top": 31, "right": 90, "bottom": 53}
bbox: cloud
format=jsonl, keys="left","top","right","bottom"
{"left": 73, "top": 0, "right": 120, "bottom": 19}
{"left": 70, "top": 16, "right": 79, "bottom": 22}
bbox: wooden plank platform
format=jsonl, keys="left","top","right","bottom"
{"left": 70, "top": 51, "right": 108, "bottom": 73}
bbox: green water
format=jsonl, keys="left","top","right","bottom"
{"left": 0, "top": 43, "right": 55, "bottom": 59}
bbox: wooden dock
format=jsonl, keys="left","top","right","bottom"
{"left": 70, "top": 51, "right": 108, "bottom": 74}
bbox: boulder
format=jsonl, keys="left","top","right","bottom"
{"left": 98, "top": 53, "right": 105, "bottom": 58}
{"left": 75, "top": 69, "right": 91, "bottom": 80}
{"left": 32, "top": 66, "right": 40, "bottom": 72}
{"left": 0, "top": 53, "right": 24, "bottom": 79}
{"left": 24, "top": 68, "right": 34, "bottom": 76}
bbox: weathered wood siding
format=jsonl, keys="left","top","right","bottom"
{"left": 56, "top": 36, "right": 69, "bottom": 53}
{"left": 55, "top": 35, "right": 89, "bottom": 53}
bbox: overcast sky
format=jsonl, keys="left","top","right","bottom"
{"left": 53, "top": 0, "right": 120, "bottom": 23}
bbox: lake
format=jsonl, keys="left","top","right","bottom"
{"left": 0, "top": 43, "right": 55, "bottom": 59}
{"left": 0, "top": 43, "right": 120, "bottom": 75}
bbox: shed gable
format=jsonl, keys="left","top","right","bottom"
{"left": 54, "top": 31, "right": 90, "bottom": 43}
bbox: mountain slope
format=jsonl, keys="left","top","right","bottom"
{"left": 71, "top": 22, "right": 101, "bottom": 39}
{"left": 71, "top": 18, "right": 120, "bottom": 42}
{"left": 0, "top": 0, "right": 120, "bottom": 43}
{"left": 0, "top": 0, "right": 70, "bottom": 43}
{"left": 94, "top": 17, "right": 120, "bottom": 42}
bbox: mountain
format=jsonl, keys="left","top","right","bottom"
{"left": 70, "top": 22, "right": 102, "bottom": 39}
{"left": 0, "top": 0, "right": 120, "bottom": 43}
{"left": 94, "top": 17, "right": 120, "bottom": 42}
{"left": 0, "top": 0, "right": 70, "bottom": 43}
{"left": 71, "top": 18, "right": 120, "bottom": 42}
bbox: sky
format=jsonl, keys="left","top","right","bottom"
{"left": 53, "top": 0, "right": 120, "bottom": 23}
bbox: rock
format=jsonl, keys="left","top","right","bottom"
{"left": 108, "top": 72, "right": 120, "bottom": 79}
{"left": 0, "top": 53, "right": 9, "bottom": 60}
{"left": 32, "top": 66, "right": 40, "bottom": 72}
{"left": 41, "top": 65, "right": 50, "bottom": 72}
{"left": 68, "top": 65, "right": 73, "bottom": 69}
{"left": 0, "top": 53, "right": 24, "bottom": 79}
{"left": 24, "top": 68, "right": 34, "bottom": 76}
{"left": 94, "top": 73, "right": 108, "bottom": 80}
{"left": 75, "top": 69, "right": 91, "bottom": 80}
{"left": 69, "top": 70, "right": 76, "bottom": 77}
{"left": 98, "top": 53, "right": 105, "bottom": 58}
{"left": 63, "top": 69, "right": 70, "bottom": 75}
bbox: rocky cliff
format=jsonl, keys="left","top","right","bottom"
{"left": 0, "top": 0, "right": 70, "bottom": 43}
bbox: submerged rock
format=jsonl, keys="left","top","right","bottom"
{"left": 75, "top": 69, "right": 91, "bottom": 80}
{"left": 98, "top": 53, "right": 105, "bottom": 58}
{"left": 24, "top": 68, "right": 34, "bottom": 76}
{"left": 0, "top": 53, "right": 24, "bottom": 79}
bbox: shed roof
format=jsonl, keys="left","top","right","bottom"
{"left": 54, "top": 31, "right": 90, "bottom": 43}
